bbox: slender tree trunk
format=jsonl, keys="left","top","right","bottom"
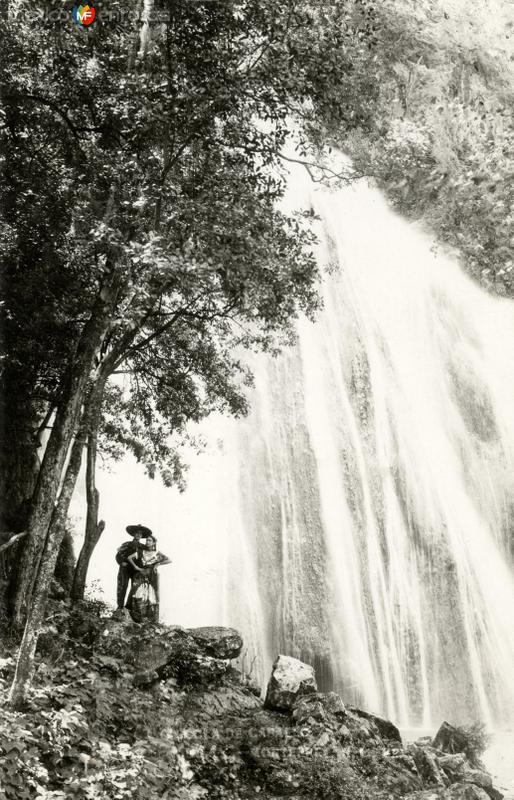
{"left": 9, "top": 281, "right": 120, "bottom": 629}
{"left": 71, "top": 413, "right": 105, "bottom": 602}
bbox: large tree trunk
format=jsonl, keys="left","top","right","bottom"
{"left": 71, "top": 407, "right": 105, "bottom": 602}
{"left": 8, "top": 420, "right": 87, "bottom": 706}
{"left": 9, "top": 281, "right": 120, "bottom": 629}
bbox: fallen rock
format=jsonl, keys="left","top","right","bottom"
{"left": 264, "top": 654, "right": 317, "bottom": 711}
{"left": 350, "top": 706, "right": 402, "bottom": 742}
{"left": 433, "top": 722, "right": 471, "bottom": 756}
{"left": 188, "top": 626, "right": 243, "bottom": 660}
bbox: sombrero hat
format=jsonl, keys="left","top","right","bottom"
{"left": 126, "top": 524, "right": 153, "bottom": 537}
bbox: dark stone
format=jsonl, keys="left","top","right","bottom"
{"left": 187, "top": 626, "right": 243, "bottom": 660}
{"left": 349, "top": 706, "right": 402, "bottom": 743}
{"left": 433, "top": 722, "right": 470, "bottom": 755}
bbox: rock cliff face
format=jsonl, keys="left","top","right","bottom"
{"left": 0, "top": 602, "right": 503, "bottom": 800}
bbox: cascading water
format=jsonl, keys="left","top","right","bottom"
{"left": 93, "top": 165, "right": 514, "bottom": 729}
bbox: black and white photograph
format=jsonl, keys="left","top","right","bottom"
{"left": 0, "top": 0, "right": 513, "bottom": 798}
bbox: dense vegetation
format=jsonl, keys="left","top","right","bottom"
{"left": 343, "top": 0, "right": 514, "bottom": 296}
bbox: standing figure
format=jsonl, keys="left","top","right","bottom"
{"left": 115, "top": 524, "right": 152, "bottom": 610}
{"left": 126, "top": 535, "right": 171, "bottom": 623}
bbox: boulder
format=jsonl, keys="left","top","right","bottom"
{"left": 188, "top": 626, "right": 243, "bottom": 660}
{"left": 264, "top": 655, "right": 317, "bottom": 711}
{"left": 349, "top": 707, "right": 402, "bottom": 743}
{"left": 433, "top": 722, "right": 471, "bottom": 756}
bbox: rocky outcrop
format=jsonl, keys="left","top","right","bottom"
{"left": 404, "top": 728, "right": 504, "bottom": 800}
{"left": 21, "top": 602, "right": 504, "bottom": 800}
{"left": 264, "top": 654, "right": 317, "bottom": 710}
{"left": 434, "top": 722, "right": 474, "bottom": 756}
{"left": 349, "top": 706, "right": 402, "bottom": 743}
{"left": 188, "top": 626, "right": 243, "bottom": 659}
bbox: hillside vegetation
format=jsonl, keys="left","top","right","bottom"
{"left": 343, "top": 0, "right": 514, "bottom": 296}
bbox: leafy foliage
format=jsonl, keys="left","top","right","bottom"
{"left": 0, "top": 0, "right": 380, "bottom": 502}
{"left": 453, "top": 721, "right": 491, "bottom": 765}
{"left": 343, "top": 0, "right": 514, "bottom": 296}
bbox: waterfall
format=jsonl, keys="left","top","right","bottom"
{"left": 94, "top": 167, "right": 514, "bottom": 728}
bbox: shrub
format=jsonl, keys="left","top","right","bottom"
{"left": 457, "top": 722, "right": 491, "bottom": 764}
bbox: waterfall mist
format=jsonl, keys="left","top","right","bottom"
{"left": 93, "top": 168, "right": 514, "bottom": 728}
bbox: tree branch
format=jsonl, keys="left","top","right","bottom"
{"left": 0, "top": 532, "right": 28, "bottom": 554}
{"left": 277, "top": 151, "right": 360, "bottom": 183}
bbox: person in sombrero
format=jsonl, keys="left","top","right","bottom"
{"left": 115, "top": 524, "right": 152, "bottom": 610}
